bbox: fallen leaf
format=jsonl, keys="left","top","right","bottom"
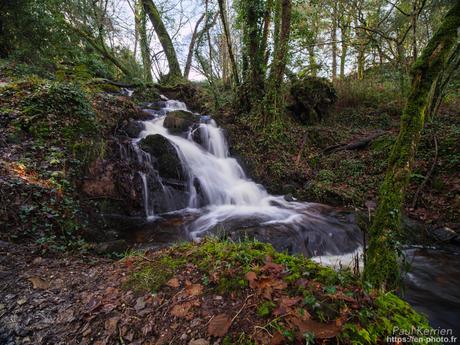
{"left": 245, "top": 271, "right": 257, "bottom": 288}
{"left": 186, "top": 284, "right": 203, "bottom": 296}
{"left": 288, "top": 317, "right": 341, "bottom": 339}
{"left": 273, "top": 296, "right": 302, "bottom": 316}
{"left": 135, "top": 296, "right": 146, "bottom": 311}
{"left": 270, "top": 332, "right": 285, "bottom": 345}
{"left": 104, "top": 317, "right": 119, "bottom": 334}
{"left": 261, "top": 262, "right": 284, "bottom": 274}
{"left": 166, "top": 278, "right": 180, "bottom": 288}
{"left": 208, "top": 314, "right": 232, "bottom": 337}
{"left": 28, "top": 276, "right": 50, "bottom": 289}
{"left": 171, "top": 301, "right": 200, "bottom": 318}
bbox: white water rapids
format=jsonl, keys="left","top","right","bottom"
{"left": 129, "top": 100, "right": 362, "bottom": 263}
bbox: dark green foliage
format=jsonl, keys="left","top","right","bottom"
{"left": 14, "top": 81, "right": 97, "bottom": 143}
{"left": 287, "top": 75, "right": 337, "bottom": 124}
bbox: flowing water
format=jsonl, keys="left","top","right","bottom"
{"left": 402, "top": 248, "right": 460, "bottom": 339}
{"left": 127, "top": 100, "right": 362, "bottom": 259}
{"left": 121, "top": 99, "right": 458, "bottom": 336}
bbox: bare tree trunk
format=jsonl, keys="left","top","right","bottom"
{"left": 308, "top": 47, "right": 317, "bottom": 77}
{"left": 364, "top": 1, "right": 460, "bottom": 290}
{"left": 217, "top": 0, "right": 239, "bottom": 85}
{"left": 331, "top": 2, "right": 338, "bottom": 80}
{"left": 184, "top": 13, "right": 205, "bottom": 79}
{"left": 339, "top": 12, "right": 351, "bottom": 79}
{"left": 142, "top": 0, "right": 182, "bottom": 80}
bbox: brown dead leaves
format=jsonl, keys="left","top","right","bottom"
{"left": 168, "top": 278, "right": 204, "bottom": 320}
{"left": 207, "top": 314, "right": 232, "bottom": 337}
{"left": 27, "top": 276, "right": 50, "bottom": 289}
{"left": 245, "top": 259, "right": 287, "bottom": 300}
{"left": 170, "top": 299, "right": 201, "bottom": 318}
{"left": 287, "top": 317, "right": 341, "bottom": 339}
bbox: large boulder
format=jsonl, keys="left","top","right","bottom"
{"left": 139, "top": 134, "right": 185, "bottom": 180}
{"left": 163, "top": 110, "right": 196, "bottom": 133}
{"left": 286, "top": 76, "right": 337, "bottom": 125}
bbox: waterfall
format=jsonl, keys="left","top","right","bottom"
{"left": 128, "top": 100, "right": 363, "bottom": 259}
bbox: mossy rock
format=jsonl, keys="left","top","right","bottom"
{"left": 287, "top": 76, "right": 337, "bottom": 125}
{"left": 163, "top": 110, "right": 196, "bottom": 133}
{"left": 139, "top": 134, "right": 185, "bottom": 180}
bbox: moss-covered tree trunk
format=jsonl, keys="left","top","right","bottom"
{"left": 364, "top": 2, "right": 460, "bottom": 289}
{"left": 142, "top": 0, "right": 182, "bottom": 80}
{"left": 263, "top": 0, "right": 292, "bottom": 122}
{"left": 135, "top": 0, "right": 153, "bottom": 83}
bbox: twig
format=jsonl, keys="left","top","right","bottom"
{"left": 411, "top": 135, "right": 438, "bottom": 209}
{"left": 231, "top": 294, "right": 254, "bottom": 324}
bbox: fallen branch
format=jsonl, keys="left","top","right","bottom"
{"left": 322, "top": 131, "right": 386, "bottom": 154}
{"left": 411, "top": 134, "right": 438, "bottom": 209}
{"left": 86, "top": 78, "right": 152, "bottom": 88}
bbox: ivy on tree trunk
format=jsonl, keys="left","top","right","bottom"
{"left": 364, "top": 1, "right": 460, "bottom": 290}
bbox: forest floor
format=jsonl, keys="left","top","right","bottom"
{"left": 0, "top": 239, "right": 430, "bottom": 345}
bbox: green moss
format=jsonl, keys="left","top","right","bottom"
{"left": 124, "top": 239, "right": 434, "bottom": 343}
{"left": 257, "top": 301, "right": 276, "bottom": 317}
{"left": 124, "top": 253, "right": 187, "bottom": 293}
{"left": 342, "top": 293, "right": 434, "bottom": 344}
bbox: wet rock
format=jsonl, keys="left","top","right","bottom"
{"left": 431, "top": 227, "right": 459, "bottom": 243}
{"left": 139, "top": 101, "right": 166, "bottom": 110}
{"left": 401, "top": 216, "right": 427, "bottom": 243}
{"left": 94, "top": 240, "right": 128, "bottom": 254}
{"left": 163, "top": 110, "right": 196, "bottom": 133}
{"left": 139, "top": 134, "right": 185, "bottom": 180}
{"left": 122, "top": 120, "right": 144, "bottom": 138}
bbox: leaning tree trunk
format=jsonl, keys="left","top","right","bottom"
{"left": 184, "top": 13, "right": 205, "bottom": 80}
{"left": 364, "top": 1, "right": 460, "bottom": 290}
{"left": 217, "top": 0, "right": 240, "bottom": 86}
{"left": 142, "top": 0, "right": 182, "bottom": 80}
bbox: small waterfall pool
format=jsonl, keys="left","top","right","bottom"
{"left": 126, "top": 99, "right": 363, "bottom": 261}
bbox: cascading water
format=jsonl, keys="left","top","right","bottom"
{"left": 128, "top": 100, "right": 362, "bottom": 261}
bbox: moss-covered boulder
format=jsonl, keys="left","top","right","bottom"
{"left": 163, "top": 110, "right": 196, "bottom": 133}
{"left": 287, "top": 76, "right": 337, "bottom": 124}
{"left": 139, "top": 134, "right": 185, "bottom": 180}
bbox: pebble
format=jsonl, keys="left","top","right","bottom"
{"left": 189, "top": 339, "right": 209, "bottom": 345}
{"left": 17, "top": 298, "right": 27, "bottom": 306}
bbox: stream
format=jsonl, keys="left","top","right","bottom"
{"left": 119, "top": 99, "right": 458, "bottom": 337}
